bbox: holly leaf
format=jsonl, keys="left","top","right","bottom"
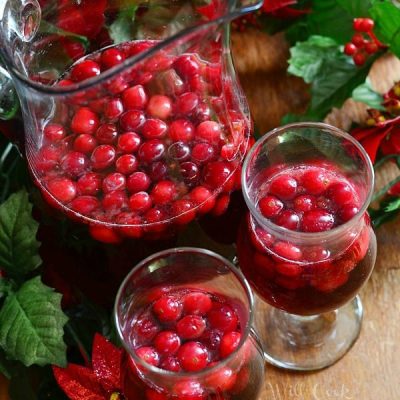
{"left": 0, "top": 277, "right": 68, "bottom": 367}
{"left": 336, "top": 0, "right": 372, "bottom": 17}
{"left": 0, "top": 190, "right": 41, "bottom": 279}
{"left": 109, "top": 5, "right": 138, "bottom": 44}
{"left": 39, "top": 20, "right": 89, "bottom": 47}
{"left": 53, "top": 364, "right": 105, "bottom": 400}
{"left": 369, "top": 0, "right": 400, "bottom": 58}
{"left": 352, "top": 79, "right": 385, "bottom": 110}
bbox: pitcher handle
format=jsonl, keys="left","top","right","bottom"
{"left": 0, "top": 63, "right": 19, "bottom": 120}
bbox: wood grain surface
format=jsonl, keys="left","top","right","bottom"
{"left": 1, "top": 30, "right": 399, "bottom": 400}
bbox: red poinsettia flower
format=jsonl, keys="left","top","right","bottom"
{"left": 53, "top": 334, "right": 124, "bottom": 400}
{"left": 263, "top": 0, "right": 309, "bottom": 18}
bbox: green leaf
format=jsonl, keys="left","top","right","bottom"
{"left": 39, "top": 21, "right": 89, "bottom": 47}
{"left": 336, "top": 0, "right": 372, "bottom": 16}
{"left": 0, "top": 277, "right": 68, "bottom": 367}
{"left": 109, "top": 5, "right": 138, "bottom": 44}
{"left": 384, "top": 197, "right": 400, "bottom": 212}
{"left": 370, "top": 0, "right": 400, "bottom": 58}
{"left": 0, "top": 348, "right": 18, "bottom": 379}
{"left": 352, "top": 79, "right": 385, "bottom": 110}
{"left": 0, "top": 190, "right": 41, "bottom": 279}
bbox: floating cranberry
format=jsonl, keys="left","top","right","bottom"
{"left": 71, "top": 107, "right": 99, "bottom": 135}
{"left": 195, "top": 102, "right": 212, "bottom": 122}
{"left": 71, "top": 60, "right": 101, "bottom": 82}
{"left": 207, "top": 303, "right": 238, "bottom": 333}
{"left": 95, "top": 123, "right": 118, "bottom": 144}
{"left": 148, "top": 161, "right": 168, "bottom": 182}
{"left": 36, "top": 145, "right": 62, "bottom": 173}
{"left": 168, "top": 142, "right": 191, "bottom": 161}
{"left": 269, "top": 174, "right": 298, "bottom": 200}
{"left": 151, "top": 180, "right": 177, "bottom": 205}
{"left": 275, "top": 262, "right": 302, "bottom": 277}
{"left": 177, "top": 341, "right": 209, "bottom": 372}
{"left": 212, "top": 194, "right": 230, "bottom": 216}
{"left": 145, "top": 389, "right": 168, "bottom": 400}
{"left": 100, "top": 48, "right": 125, "bottom": 69}
{"left": 129, "top": 192, "right": 152, "bottom": 213}
{"left": 303, "top": 246, "right": 330, "bottom": 262}
{"left": 174, "top": 54, "right": 201, "bottom": 78}
{"left": 206, "top": 366, "right": 237, "bottom": 392}
{"left": 293, "top": 194, "right": 316, "bottom": 212}
{"left": 115, "top": 212, "right": 143, "bottom": 239}
{"left": 147, "top": 95, "right": 173, "bottom": 120}
{"left": 91, "top": 145, "right": 116, "bottom": 170}
{"left": 116, "top": 154, "right": 138, "bottom": 175}
{"left": 169, "top": 120, "right": 195, "bottom": 142}
{"left": 120, "top": 110, "right": 146, "bottom": 131}
{"left": 138, "top": 139, "right": 165, "bottom": 163}
{"left": 171, "top": 200, "right": 196, "bottom": 225}
{"left": 142, "top": 119, "right": 168, "bottom": 139}
{"left": 77, "top": 172, "right": 102, "bottom": 196}
{"left": 275, "top": 210, "right": 300, "bottom": 230}
{"left": 258, "top": 195, "right": 284, "bottom": 218}
{"left": 192, "top": 143, "right": 215, "bottom": 163}
{"left": 144, "top": 207, "right": 167, "bottom": 233}
{"left": 189, "top": 186, "right": 215, "bottom": 214}
{"left": 122, "top": 85, "right": 148, "bottom": 110}
{"left": 118, "top": 132, "right": 141, "bottom": 153}
{"left": 102, "top": 172, "right": 126, "bottom": 193}
{"left": 47, "top": 178, "right": 77, "bottom": 203}
{"left": 127, "top": 172, "right": 151, "bottom": 193}
{"left": 339, "top": 204, "right": 360, "bottom": 222}
{"left": 183, "top": 292, "right": 212, "bottom": 315}
{"left": 70, "top": 196, "right": 99, "bottom": 215}
{"left": 136, "top": 346, "right": 160, "bottom": 367}
{"left": 220, "top": 331, "right": 241, "bottom": 358}
{"left": 203, "top": 161, "right": 232, "bottom": 189}
{"left": 196, "top": 121, "right": 222, "bottom": 144}
{"left": 104, "top": 98, "right": 124, "bottom": 120}
{"left": 74, "top": 134, "right": 97, "bottom": 153}
{"left": 154, "top": 331, "right": 181, "bottom": 355}
{"left": 102, "top": 190, "right": 127, "bottom": 211}
{"left": 44, "top": 123, "right": 66, "bottom": 142}
{"left": 60, "top": 151, "right": 88, "bottom": 177}
{"left": 328, "top": 182, "right": 355, "bottom": 207}
{"left": 89, "top": 224, "right": 121, "bottom": 244}
{"left": 273, "top": 241, "right": 302, "bottom": 261}
{"left": 180, "top": 162, "right": 200, "bottom": 184}
{"left": 177, "top": 315, "right": 206, "bottom": 339}
{"left": 159, "top": 356, "right": 181, "bottom": 372}
{"left": 153, "top": 295, "right": 182, "bottom": 323}
{"left": 176, "top": 92, "right": 199, "bottom": 115}
{"left": 134, "top": 316, "right": 159, "bottom": 343}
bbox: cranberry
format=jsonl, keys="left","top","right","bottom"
{"left": 203, "top": 161, "right": 232, "bottom": 188}
{"left": 273, "top": 241, "right": 302, "bottom": 261}
{"left": 136, "top": 346, "right": 160, "bottom": 367}
{"left": 116, "top": 154, "right": 138, "bottom": 175}
{"left": 269, "top": 174, "right": 298, "bottom": 200}
{"left": 171, "top": 200, "right": 196, "bottom": 225}
{"left": 118, "top": 132, "right": 141, "bottom": 153}
{"left": 168, "top": 142, "right": 191, "bottom": 161}
{"left": 127, "top": 172, "right": 151, "bottom": 193}
{"left": 102, "top": 190, "right": 127, "bottom": 211}
{"left": 177, "top": 315, "right": 206, "bottom": 339}
{"left": 339, "top": 204, "right": 359, "bottom": 222}
{"left": 220, "top": 331, "right": 241, "bottom": 358}
{"left": 258, "top": 195, "right": 284, "bottom": 218}
{"left": 153, "top": 295, "right": 182, "bottom": 323}
{"left": 129, "top": 192, "right": 152, "bottom": 213}
{"left": 74, "top": 134, "right": 97, "bottom": 153}
{"left": 174, "top": 55, "right": 201, "bottom": 78}
{"left": 77, "top": 172, "right": 102, "bottom": 195}
{"left": 44, "top": 123, "right": 65, "bottom": 142}
{"left": 95, "top": 123, "right": 118, "bottom": 144}
{"left": 138, "top": 140, "right": 165, "bottom": 163}
{"left": 300, "top": 169, "right": 329, "bottom": 195}
{"left": 145, "top": 53, "right": 173, "bottom": 72}
{"left": 108, "top": 76, "right": 129, "bottom": 94}
{"left": 115, "top": 212, "right": 143, "bottom": 239}
{"left": 303, "top": 246, "right": 330, "bottom": 262}
{"left": 275, "top": 262, "right": 302, "bottom": 277}
{"left": 196, "top": 121, "right": 222, "bottom": 144}
{"left": 71, "top": 60, "right": 100, "bottom": 82}
{"left": 61, "top": 151, "right": 88, "bottom": 177}
{"left": 122, "top": 85, "right": 148, "bottom": 110}
{"left": 91, "top": 145, "right": 116, "bottom": 170}
{"left": 328, "top": 182, "right": 356, "bottom": 207}
{"left": 159, "top": 356, "right": 181, "bottom": 372}
{"left": 148, "top": 161, "right": 168, "bottom": 182}
{"left": 177, "top": 341, "right": 209, "bottom": 372}
{"left": 71, "top": 107, "right": 99, "bottom": 135}
{"left": 200, "top": 329, "right": 222, "bottom": 352}
{"left": 151, "top": 180, "right": 177, "bottom": 205}
{"left": 293, "top": 194, "right": 316, "bottom": 212}
{"left": 144, "top": 207, "right": 167, "bottom": 233}
{"left": 275, "top": 210, "right": 300, "bottom": 230}
{"left": 176, "top": 92, "right": 199, "bottom": 115}
{"left": 183, "top": 292, "right": 212, "bottom": 316}
{"left": 100, "top": 48, "right": 125, "bottom": 69}
{"left": 207, "top": 303, "right": 238, "bottom": 333}
{"left": 147, "top": 95, "right": 173, "bottom": 120}
{"left": 194, "top": 103, "right": 211, "bottom": 123}
{"left": 134, "top": 316, "right": 159, "bottom": 343}
{"left": 102, "top": 172, "right": 126, "bottom": 193}
{"left": 47, "top": 178, "right": 77, "bottom": 203}
{"left": 146, "top": 389, "right": 168, "bottom": 400}
{"left": 120, "top": 110, "right": 146, "bottom": 131}
{"left": 206, "top": 366, "right": 237, "bottom": 392}
{"left": 36, "top": 145, "right": 61, "bottom": 173}
{"left": 180, "top": 162, "right": 200, "bottom": 184}
{"left": 169, "top": 120, "right": 195, "bottom": 142}
{"left": 89, "top": 225, "right": 121, "bottom": 244}
{"left": 154, "top": 331, "right": 181, "bottom": 355}
{"left": 142, "top": 119, "right": 168, "bottom": 139}
{"left": 192, "top": 143, "right": 215, "bottom": 163}
{"left": 90, "top": 98, "right": 107, "bottom": 113}
{"left": 212, "top": 194, "right": 230, "bottom": 216}
{"left": 70, "top": 196, "right": 99, "bottom": 215}
{"left": 104, "top": 98, "right": 124, "bottom": 120}
{"left": 189, "top": 186, "right": 215, "bottom": 214}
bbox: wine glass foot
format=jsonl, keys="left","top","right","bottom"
{"left": 255, "top": 295, "right": 363, "bottom": 371}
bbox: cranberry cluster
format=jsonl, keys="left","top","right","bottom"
{"left": 131, "top": 289, "right": 250, "bottom": 400}
{"left": 35, "top": 41, "right": 248, "bottom": 242}
{"left": 344, "top": 18, "right": 386, "bottom": 66}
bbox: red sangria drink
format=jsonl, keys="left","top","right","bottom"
{"left": 114, "top": 248, "right": 265, "bottom": 400}
{"left": 237, "top": 123, "right": 376, "bottom": 371}
{"left": 10, "top": 1, "right": 263, "bottom": 243}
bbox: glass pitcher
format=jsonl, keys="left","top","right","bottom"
{"left": 0, "top": 0, "right": 262, "bottom": 243}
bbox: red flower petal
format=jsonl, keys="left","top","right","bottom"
{"left": 359, "top": 127, "right": 392, "bottom": 163}
{"left": 352, "top": 126, "right": 381, "bottom": 142}
{"left": 388, "top": 181, "right": 400, "bottom": 196}
{"left": 262, "top": 0, "right": 297, "bottom": 12}
{"left": 92, "top": 334, "right": 123, "bottom": 393}
{"left": 53, "top": 364, "right": 106, "bottom": 400}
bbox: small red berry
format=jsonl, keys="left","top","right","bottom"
{"left": 47, "top": 178, "right": 77, "bottom": 203}
{"left": 122, "top": 85, "right": 148, "bottom": 110}
{"left": 74, "top": 134, "right": 97, "bottom": 153}
{"left": 44, "top": 123, "right": 66, "bottom": 142}
{"left": 104, "top": 98, "right": 124, "bottom": 120}
{"left": 273, "top": 241, "right": 302, "bottom": 261}
{"left": 169, "top": 120, "right": 195, "bottom": 142}
{"left": 192, "top": 143, "right": 215, "bottom": 163}
{"left": 175, "top": 92, "right": 199, "bottom": 115}
{"left": 269, "top": 174, "right": 298, "bottom": 200}
{"left": 146, "top": 95, "right": 173, "bottom": 120}
{"left": 100, "top": 48, "right": 125, "bottom": 69}
{"left": 196, "top": 121, "right": 222, "bottom": 144}
{"left": 71, "top": 107, "right": 99, "bottom": 135}
{"left": 129, "top": 191, "right": 152, "bottom": 213}
{"left": 102, "top": 190, "right": 127, "bottom": 211}
{"left": 353, "top": 52, "right": 366, "bottom": 66}
{"left": 91, "top": 145, "right": 116, "bottom": 170}
{"left": 102, "top": 172, "right": 126, "bottom": 193}
{"left": 95, "top": 123, "right": 118, "bottom": 144}
{"left": 203, "top": 161, "right": 232, "bottom": 189}
{"left": 189, "top": 186, "right": 216, "bottom": 214}
{"left": 153, "top": 295, "right": 182, "bottom": 323}
{"left": 339, "top": 204, "right": 360, "bottom": 222}
{"left": 258, "top": 195, "right": 284, "bottom": 218}
{"left": 365, "top": 41, "right": 378, "bottom": 54}
{"left": 177, "top": 315, "right": 206, "bottom": 339}
{"left": 207, "top": 303, "right": 238, "bottom": 333}
{"left": 301, "top": 209, "right": 335, "bottom": 232}
{"left": 118, "top": 132, "right": 141, "bottom": 153}
{"left": 220, "top": 331, "right": 241, "bottom": 358}
{"left": 301, "top": 169, "right": 330, "bottom": 195}
{"left": 142, "top": 119, "right": 168, "bottom": 139}
{"left": 177, "top": 341, "right": 209, "bottom": 372}
{"left": 183, "top": 292, "right": 212, "bottom": 315}
{"left": 154, "top": 331, "right": 181, "bottom": 355}
{"left": 170, "top": 200, "right": 197, "bottom": 225}
{"left": 138, "top": 139, "right": 165, "bottom": 163}
{"left": 136, "top": 346, "right": 160, "bottom": 367}
{"left": 120, "top": 110, "right": 146, "bottom": 131}
{"left": 127, "top": 172, "right": 151, "bottom": 193}
{"left": 71, "top": 60, "right": 101, "bottom": 82}
{"left": 351, "top": 33, "right": 366, "bottom": 47}
{"left": 70, "top": 196, "right": 99, "bottom": 215}
{"left": 151, "top": 180, "right": 177, "bottom": 205}
{"left": 159, "top": 356, "right": 181, "bottom": 372}
{"left": 61, "top": 151, "right": 88, "bottom": 177}
{"left": 77, "top": 173, "right": 102, "bottom": 196}
{"left": 116, "top": 154, "right": 138, "bottom": 175}
{"left": 275, "top": 210, "right": 300, "bottom": 230}
{"left": 354, "top": 18, "right": 374, "bottom": 32}
{"left": 344, "top": 43, "right": 357, "bottom": 56}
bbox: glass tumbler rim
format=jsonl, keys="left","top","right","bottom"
{"left": 241, "top": 122, "right": 375, "bottom": 244}
{"left": 114, "top": 246, "right": 255, "bottom": 379}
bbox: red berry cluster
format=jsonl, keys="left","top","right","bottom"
{"left": 35, "top": 40, "right": 249, "bottom": 242}
{"left": 131, "top": 289, "right": 251, "bottom": 400}
{"left": 344, "top": 18, "right": 386, "bottom": 66}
